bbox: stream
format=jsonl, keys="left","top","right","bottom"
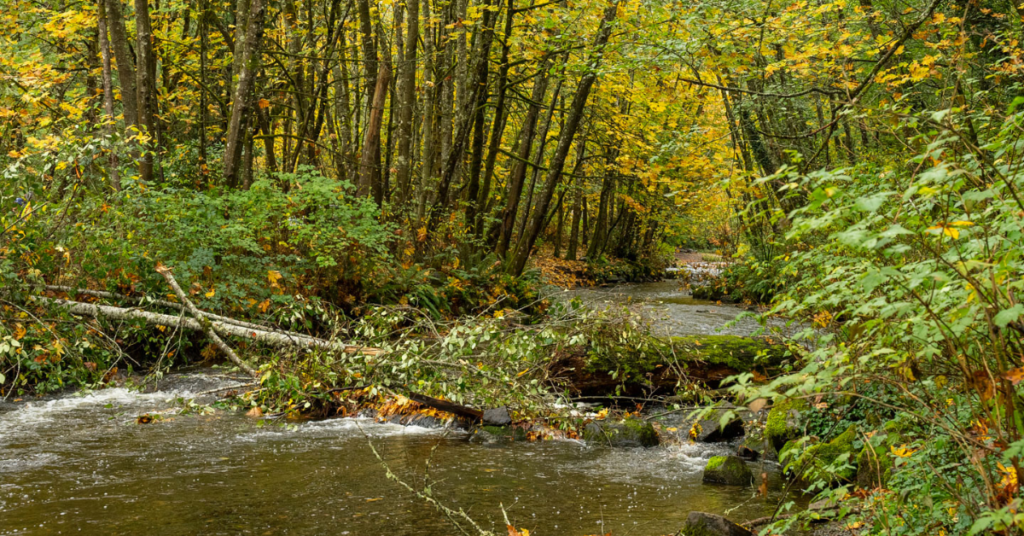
{"left": 1, "top": 282, "right": 792, "bottom": 535}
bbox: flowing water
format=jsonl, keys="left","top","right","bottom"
{"left": 555, "top": 280, "right": 792, "bottom": 338}
{"left": 1, "top": 282, "right": 795, "bottom": 535}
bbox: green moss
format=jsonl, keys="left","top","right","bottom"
{"left": 480, "top": 425, "right": 527, "bottom": 441}
{"left": 792, "top": 425, "right": 858, "bottom": 485}
{"left": 583, "top": 418, "right": 659, "bottom": 447}
{"left": 705, "top": 455, "right": 726, "bottom": 471}
{"left": 702, "top": 455, "right": 753, "bottom": 485}
{"left": 766, "top": 397, "right": 808, "bottom": 452}
{"left": 666, "top": 335, "right": 786, "bottom": 372}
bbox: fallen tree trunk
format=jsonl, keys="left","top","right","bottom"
{"left": 156, "top": 264, "right": 255, "bottom": 376}
{"left": 407, "top": 392, "right": 484, "bottom": 421}
{"left": 44, "top": 285, "right": 286, "bottom": 337}
{"left": 34, "top": 296, "right": 384, "bottom": 357}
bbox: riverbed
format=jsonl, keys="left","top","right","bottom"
{"left": 1, "top": 282, "right": 792, "bottom": 535}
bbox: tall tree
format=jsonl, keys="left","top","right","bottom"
{"left": 223, "top": 0, "right": 267, "bottom": 187}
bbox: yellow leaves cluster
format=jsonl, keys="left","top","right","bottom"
{"left": 927, "top": 221, "right": 973, "bottom": 240}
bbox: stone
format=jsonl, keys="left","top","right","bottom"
{"left": 582, "top": 417, "right": 659, "bottom": 448}
{"left": 483, "top": 407, "right": 512, "bottom": 426}
{"left": 784, "top": 425, "right": 858, "bottom": 486}
{"left": 680, "top": 512, "right": 753, "bottom": 536}
{"left": 702, "top": 455, "right": 753, "bottom": 486}
{"left": 736, "top": 445, "right": 759, "bottom": 461}
{"left": 765, "top": 397, "right": 808, "bottom": 452}
{"left": 693, "top": 413, "right": 745, "bottom": 442}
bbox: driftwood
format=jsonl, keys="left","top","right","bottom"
{"left": 407, "top": 392, "right": 485, "bottom": 421}
{"left": 45, "top": 285, "right": 293, "bottom": 339}
{"left": 34, "top": 297, "right": 384, "bottom": 356}
{"left": 156, "top": 264, "right": 256, "bottom": 376}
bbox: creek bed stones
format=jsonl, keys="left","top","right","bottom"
{"left": 583, "top": 417, "right": 659, "bottom": 447}
{"left": 681, "top": 512, "right": 753, "bottom": 536}
{"left": 702, "top": 455, "right": 754, "bottom": 486}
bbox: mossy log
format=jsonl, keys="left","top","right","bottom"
{"left": 549, "top": 335, "right": 787, "bottom": 396}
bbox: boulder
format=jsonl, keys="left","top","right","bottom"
{"left": 783, "top": 425, "right": 858, "bottom": 486}
{"left": 702, "top": 455, "right": 753, "bottom": 486}
{"left": 680, "top": 512, "right": 753, "bottom": 536}
{"left": 692, "top": 413, "right": 745, "bottom": 443}
{"left": 483, "top": 407, "right": 512, "bottom": 426}
{"left": 736, "top": 445, "right": 760, "bottom": 461}
{"left": 765, "top": 397, "right": 808, "bottom": 452}
{"left": 583, "top": 417, "right": 659, "bottom": 448}
{"left": 469, "top": 425, "right": 527, "bottom": 444}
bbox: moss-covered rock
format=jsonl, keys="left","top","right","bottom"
{"left": 786, "top": 425, "right": 858, "bottom": 486}
{"left": 765, "top": 397, "right": 808, "bottom": 452}
{"left": 583, "top": 417, "right": 659, "bottom": 448}
{"left": 702, "top": 455, "right": 753, "bottom": 486}
{"left": 470, "top": 425, "right": 528, "bottom": 443}
{"left": 680, "top": 511, "right": 753, "bottom": 536}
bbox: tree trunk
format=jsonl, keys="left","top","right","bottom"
{"left": 475, "top": 0, "right": 516, "bottom": 238}
{"left": 97, "top": 0, "right": 120, "bottom": 190}
{"left": 104, "top": 0, "right": 138, "bottom": 129}
{"left": 394, "top": 0, "right": 418, "bottom": 206}
{"left": 358, "top": 63, "right": 391, "bottom": 201}
{"left": 134, "top": 0, "right": 159, "bottom": 182}
{"left": 223, "top": 0, "right": 266, "bottom": 187}
{"left": 495, "top": 57, "right": 551, "bottom": 257}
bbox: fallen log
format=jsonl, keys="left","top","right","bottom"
{"left": 44, "top": 285, "right": 301, "bottom": 341}
{"left": 156, "top": 264, "right": 255, "bottom": 376}
{"left": 34, "top": 296, "right": 384, "bottom": 357}
{"left": 407, "top": 392, "right": 484, "bottom": 421}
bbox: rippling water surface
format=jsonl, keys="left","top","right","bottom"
{"left": 2, "top": 280, "right": 797, "bottom": 535}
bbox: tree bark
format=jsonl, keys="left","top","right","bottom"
{"left": 134, "top": 0, "right": 159, "bottom": 182}
{"left": 495, "top": 57, "right": 551, "bottom": 257}
{"left": 104, "top": 0, "right": 138, "bottom": 129}
{"left": 394, "top": 0, "right": 418, "bottom": 206}
{"left": 223, "top": 0, "right": 266, "bottom": 187}
{"left": 358, "top": 63, "right": 391, "bottom": 202}
{"left": 97, "top": 0, "right": 120, "bottom": 190}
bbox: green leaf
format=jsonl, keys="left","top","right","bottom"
{"left": 994, "top": 304, "right": 1024, "bottom": 328}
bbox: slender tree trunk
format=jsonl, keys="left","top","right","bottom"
{"left": 134, "top": 0, "right": 159, "bottom": 182}
{"left": 98, "top": 0, "right": 120, "bottom": 190}
{"left": 104, "top": 0, "right": 138, "bottom": 130}
{"left": 394, "top": 0, "right": 418, "bottom": 206}
{"left": 358, "top": 63, "right": 391, "bottom": 201}
{"left": 223, "top": 0, "right": 266, "bottom": 187}
{"left": 495, "top": 57, "right": 551, "bottom": 257}
{"left": 416, "top": 0, "right": 436, "bottom": 221}
{"left": 462, "top": 0, "right": 498, "bottom": 232}
{"left": 475, "top": 0, "right": 515, "bottom": 238}
{"left": 514, "top": 79, "right": 562, "bottom": 247}
{"left": 565, "top": 142, "right": 586, "bottom": 260}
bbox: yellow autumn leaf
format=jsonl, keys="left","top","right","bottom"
{"left": 891, "top": 444, "right": 917, "bottom": 458}
{"left": 268, "top": 270, "right": 283, "bottom": 286}
{"left": 205, "top": 288, "right": 215, "bottom": 298}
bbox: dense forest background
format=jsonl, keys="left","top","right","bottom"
{"left": 4, "top": 0, "right": 1024, "bottom": 532}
